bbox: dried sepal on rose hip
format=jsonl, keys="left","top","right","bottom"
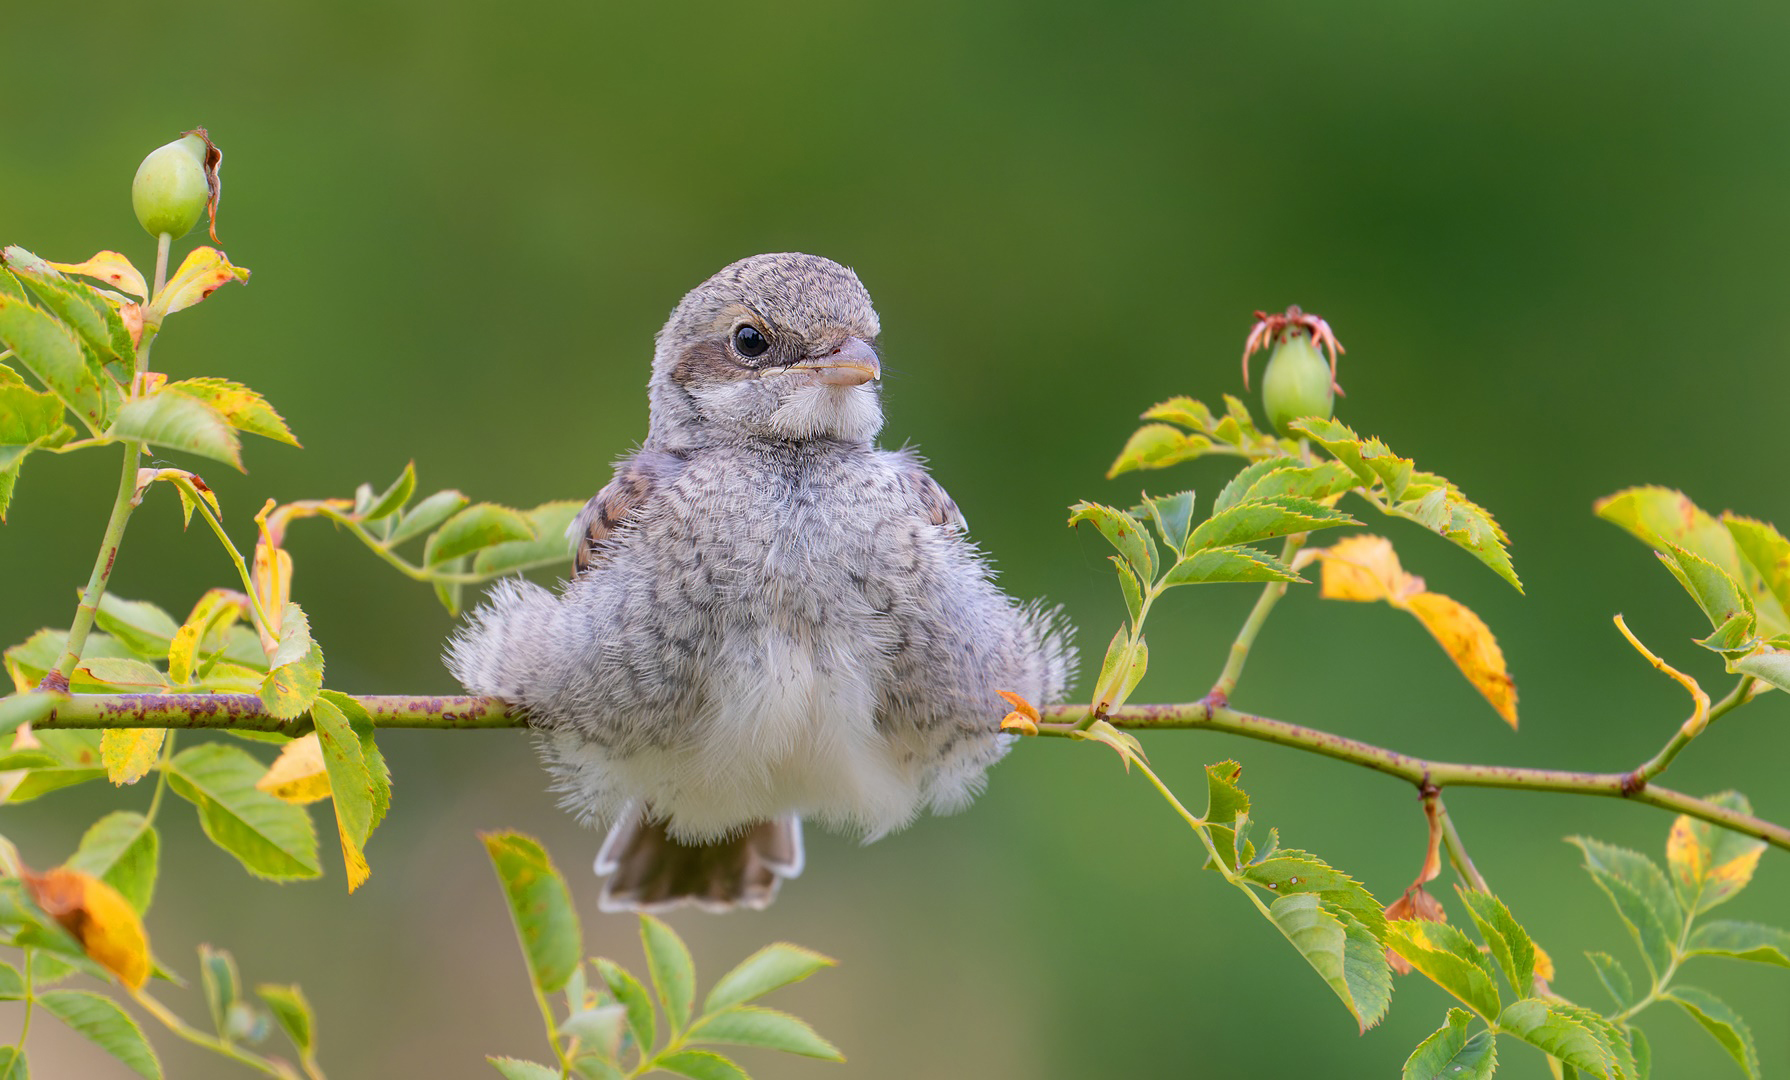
{"left": 1241, "top": 305, "right": 1346, "bottom": 436}
{"left": 131, "top": 128, "right": 224, "bottom": 241}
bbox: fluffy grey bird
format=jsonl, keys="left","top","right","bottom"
{"left": 448, "top": 253, "right": 1075, "bottom": 912}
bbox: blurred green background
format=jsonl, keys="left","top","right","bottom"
{"left": 4, "top": 1, "right": 1788, "bottom": 1076}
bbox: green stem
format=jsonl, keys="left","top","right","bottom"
{"left": 1207, "top": 533, "right": 1306, "bottom": 704}
{"left": 11, "top": 948, "right": 33, "bottom": 1068}
{"left": 1432, "top": 793, "right": 1489, "bottom": 893}
{"left": 322, "top": 510, "right": 560, "bottom": 585}
{"left": 1625, "top": 676, "right": 1755, "bottom": 791}
{"left": 144, "top": 731, "right": 176, "bottom": 824}
{"left": 185, "top": 489, "right": 276, "bottom": 638}
{"left": 528, "top": 981, "right": 571, "bottom": 1077}
{"left": 44, "top": 443, "right": 141, "bottom": 687}
{"left": 132, "top": 989, "right": 300, "bottom": 1079}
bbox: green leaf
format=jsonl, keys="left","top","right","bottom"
{"left": 1217, "top": 459, "right": 1357, "bottom": 515}
{"left": 1733, "top": 648, "right": 1790, "bottom": 693}
{"left": 1658, "top": 546, "right": 1755, "bottom": 650}
{"left": 1458, "top": 889, "right": 1536, "bottom": 996}
{"left": 0, "top": 367, "right": 73, "bottom": 522}
{"left": 73, "top": 657, "right": 166, "bottom": 692}
{"left": 1388, "top": 474, "right": 1520, "bottom": 592}
{"left": 109, "top": 391, "right": 242, "bottom": 470}
{"left": 0, "top": 962, "right": 22, "bottom": 1000}
{"left": 1384, "top": 920, "right": 1501, "bottom": 1021}
{"left": 1686, "top": 921, "right": 1790, "bottom": 968}
{"left": 163, "top": 378, "right": 299, "bottom": 448}
{"left": 39, "top": 989, "right": 161, "bottom": 1079}
{"left": 1106, "top": 423, "right": 1211, "bottom": 477}
{"left": 561, "top": 1004, "right": 628, "bottom": 1062}
{"left": 1262, "top": 892, "right": 1391, "bottom": 1033}
{"left": 1724, "top": 514, "right": 1790, "bottom": 635}
{"left": 641, "top": 914, "right": 697, "bottom": 1034}
{"left": 1403, "top": 1009, "right": 1495, "bottom": 1080}
{"left": 1288, "top": 416, "right": 1373, "bottom": 482}
{"left": 1596, "top": 487, "right": 1741, "bottom": 571}
{"left": 1186, "top": 495, "right": 1355, "bottom": 552}
{"left": 1566, "top": 837, "right": 1681, "bottom": 979}
{"left": 167, "top": 743, "right": 321, "bottom": 880}
{"left": 6, "top": 258, "right": 134, "bottom": 366}
{"left": 652, "top": 1050, "right": 748, "bottom": 1080}
{"left": 424, "top": 503, "right": 536, "bottom": 566}
{"left": 483, "top": 831, "right": 581, "bottom": 994}
{"left": 434, "top": 554, "right": 469, "bottom": 615}
{"left": 259, "top": 604, "right": 323, "bottom": 720}
{"left": 4, "top": 728, "right": 106, "bottom": 803}
{"left": 1667, "top": 792, "right": 1767, "bottom": 913}
{"left": 1110, "top": 557, "right": 1143, "bottom": 628}
{"left": 256, "top": 983, "right": 315, "bottom": 1057}
{"left": 1067, "top": 501, "right": 1157, "bottom": 580}
{"left": 1629, "top": 1026, "right": 1651, "bottom": 1080}
{"left": 0, "top": 293, "right": 109, "bottom": 433}
{"left": 705, "top": 943, "right": 836, "bottom": 1013}
{"left": 66, "top": 811, "right": 158, "bottom": 914}
{"left": 1160, "top": 545, "right": 1303, "bottom": 586}
{"left": 1666, "top": 987, "right": 1759, "bottom": 1079}
{"left": 1137, "top": 490, "right": 1197, "bottom": 552}
{"left": 387, "top": 490, "right": 469, "bottom": 547}
{"left": 472, "top": 500, "right": 582, "bottom": 576}
{"left": 93, "top": 596, "right": 179, "bottom": 660}
{"left": 1202, "top": 760, "right": 1251, "bottom": 867}
{"left": 0, "top": 692, "right": 62, "bottom": 741}
{"left": 487, "top": 1058, "right": 560, "bottom": 1080}
{"left": 199, "top": 944, "right": 239, "bottom": 1037}
{"left": 363, "top": 461, "right": 417, "bottom": 521}
{"left": 0, "top": 1045, "right": 25, "bottom": 1080}
{"left": 317, "top": 691, "right": 391, "bottom": 835}
{"left": 1585, "top": 952, "right": 1634, "bottom": 1009}
{"left": 1496, "top": 998, "right": 1615, "bottom": 1078}
{"left": 1244, "top": 851, "right": 1387, "bottom": 939}
{"left": 595, "top": 958, "right": 656, "bottom": 1061}
{"left": 1089, "top": 626, "right": 1148, "bottom": 713}
{"left": 687, "top": 1004, "right": 844, "bottom": 1061}
{"left": 311, "top": 695, "right": 375, "bottom": 890}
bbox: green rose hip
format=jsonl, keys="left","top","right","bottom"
{"left": 1241, "top": 305, "right": 1346, "bottom": 436}
{"left": 131, "top": 133, "right": 210, "bottom": 239}
{"left": 1262, "top": 332, "right": 1335, "bottom": 434}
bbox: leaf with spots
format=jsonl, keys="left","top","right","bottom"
{"left": 1068, "top": 501, "right": 1157, "bottom": 580}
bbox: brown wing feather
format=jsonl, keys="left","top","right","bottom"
{"left": 572, "top": 459, "right": 660, "bottom": 574}
{"left": 894, "top": 460, "right": 967, "bottom": 531}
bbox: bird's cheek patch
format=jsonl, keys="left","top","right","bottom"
{"left": 672, "top": 339, "right": 751, "bottom": 385}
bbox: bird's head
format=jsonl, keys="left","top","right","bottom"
{"left": 646, "top": 253, "right": 884, "bottom": 449}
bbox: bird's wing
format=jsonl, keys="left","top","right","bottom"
{"left": 890, "top": 451, "right": 969, "bottom": 532}
{"left": 571, "top": 456, "right": 663, "bottom": 574}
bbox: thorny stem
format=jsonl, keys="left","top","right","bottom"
{"left": 34, "top": 691, "right": 1790, "bottom": 851}
{"left": 132, "top": 989, "right": 305, "bottom": 1079}
{"left": 1207, "top": 533, "right": 1306, "bottom": 705}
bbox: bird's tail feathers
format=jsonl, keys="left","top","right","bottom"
{"left": 596, "top": 806, "right": 804, "bottom": 914}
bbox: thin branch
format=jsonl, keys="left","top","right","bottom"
{"left": 1206, "top": 533, "right": 1305, "bottom": 705}
{"left": 43, "top": 444, "right": 141, "bottom": 688}
{"left": 1431, "top": 793, "right": 1489, "bottom": 893}
{"left": 33, "top": 692, "right": 1790, "bottom": 851}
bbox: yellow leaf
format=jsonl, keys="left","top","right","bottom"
{"left": 1405, "top": 592, "right": 1519, "bottom": 728}
{"left": 999, "top": 712, "right": 1039, "bottom": 736}
{"left": 1709, "top": 846, "right": 1765, "bottom": 896}
{"left": 251, "top": 542, "right": 293, "bottom": 658}
{"left": 46, "top": 251, "right": 148, "bottom": 299}
{"left": 100, "top": 729, "right": 166, "bottom": 786}
{"left": 167, "top": 589, "right": 247, "bottom": 685}
{"left": 256, "top": 733, "right": 332, "bottom": 804}
{"left": 1314, "top": 533, "right": 1422, "bottom": 603}
{"left": 25, "top": 867, "right": 150, "bottom": 988}
{"left": 339, "top": 822, "right": 371, "bottom": 893}
{"left": 149, "top": 246, "right": 250, "bottom": 319}
{"left": 1532, "top": 943, "right": 1555, "bottom": 983}
{"left": 1308, "top": 535, "right": 1518, "bottom": 728}
{"left": 997, "top": 690, "right": 1041, "bottom": 725}
{"left": 1070, "top": 719, "right": 1149, "bottom": 772}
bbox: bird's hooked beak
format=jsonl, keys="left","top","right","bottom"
{"left": 778, "top": 336, "right": 881, "bottom": 387}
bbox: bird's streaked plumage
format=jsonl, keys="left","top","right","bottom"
{"left": 448, "top": 253, "right": 1075, "bottom": 911}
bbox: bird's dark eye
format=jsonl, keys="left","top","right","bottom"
{"left": 733, "top": 325, "right": 769, "bottom": 359}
